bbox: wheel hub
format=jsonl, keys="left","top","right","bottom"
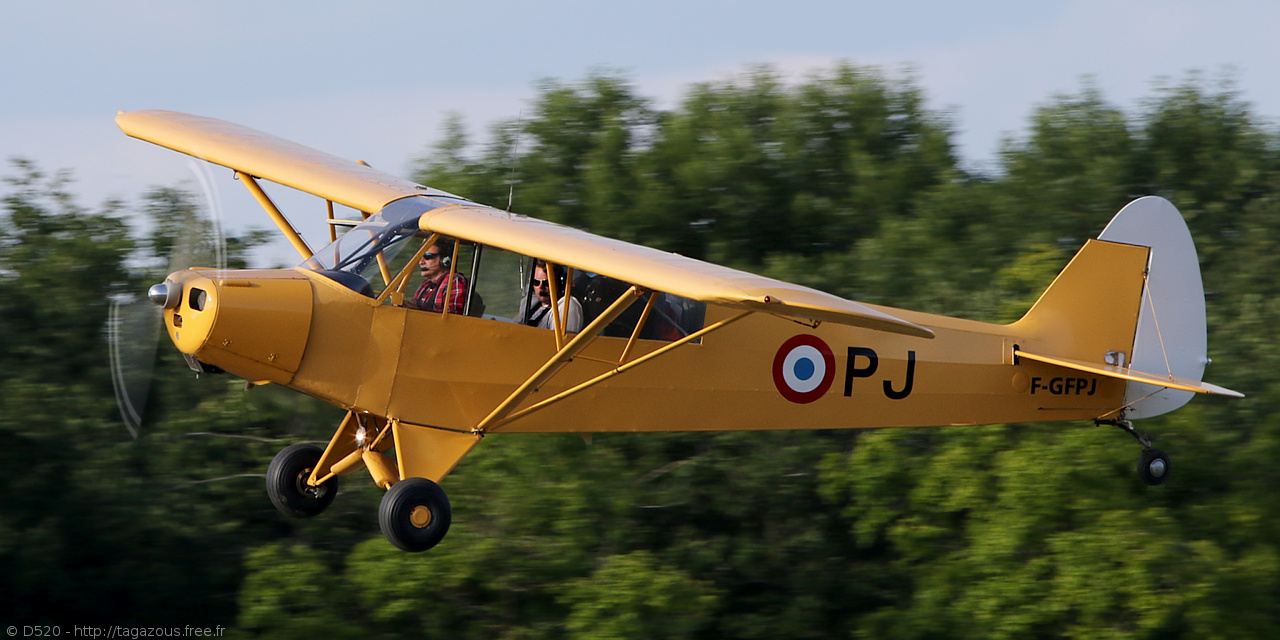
{"left": 410, "top": 505, "right": 433, "bottom": 528}
{"left": 295, "top": 469, "right": 324, "bottom": 498}
{"left": 1148, "top": 458, "right": 1167, "bottom": 478}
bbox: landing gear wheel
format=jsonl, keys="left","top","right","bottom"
{"left": 1137, "top": 448, "right": 1171, "bottom": 486}
{"left": 266, "top": 443, "right": 338, "bottom": 518}
{"left": 379, "top": 477, "right": 452, "bottom": 552}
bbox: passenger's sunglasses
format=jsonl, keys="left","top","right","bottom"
{"left": 421, "top": 253, "right": 440, "bottom": 260}
{"left": 531, "top": 278, "right": 550, "bottom": 288}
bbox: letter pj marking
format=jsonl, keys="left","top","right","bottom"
{"left": 844, "top": 347, "right": 915, "bottom": 400}
{"left": 844, "top": 347, "right": 878, "bottom": 396}
{"left": 883, "top": 350, "right": 916, "bottom": 400}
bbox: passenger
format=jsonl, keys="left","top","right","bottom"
{"left": 406, "top": 237, "right": 468, "bottom": 314}
{"left": 518, "top": 260, "right": 584, "bottom": 333}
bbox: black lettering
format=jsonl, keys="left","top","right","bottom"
{"left": 1030, "top": 376, "right": 1042, "bottom": 394}
{"left": 883, "top": 350, "right": 916, "bottom": 400}
{"left": 844, "top": 347, "right": 879, "bottom": 396}
{"left": 1049, "top": 377, "right": 1064, "bottom": 394}
{"left": 1088, "top": 378, "right": 1097, "bottom": 395}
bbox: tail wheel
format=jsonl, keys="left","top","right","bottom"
{"left": 267, "top": 443, "right": 338, "bottom": 518}
{"left": 379, "top": 477, "right": 452, "bottom": 552}
{"left": 1137, "top": 448, "right": 1171, "bottom": 486}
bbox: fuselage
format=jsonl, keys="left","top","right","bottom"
{"left": 162, "top": 259, "right": 1137, "bottom": 435}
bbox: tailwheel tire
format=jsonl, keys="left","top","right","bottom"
{"left": 379, "top": 477, "right": 452, "bottom": 552}
{"left": 266, "top": 443, "right": 338, "bottom": 518}
{"left": 1137, "top": 448, "right": 1171, "bottom": 486}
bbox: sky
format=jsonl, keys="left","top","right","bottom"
{"left": 3, "top": 0, "right": 1279, "bottom": 266}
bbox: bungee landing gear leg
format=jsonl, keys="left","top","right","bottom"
{"left": 1097, "top": 418, "right": 1171, "bottom": 486}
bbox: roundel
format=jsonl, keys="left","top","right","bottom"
{"left": 772, "top": 334, "right": 836, "bottom": 404}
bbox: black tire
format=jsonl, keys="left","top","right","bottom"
{"left": 1137, "top": 448, "right": 1171, "bottom": 486}
{"left": 379, "top": 477, "right": 452, "bottom": 552}
{"left": 266, "top": 443, "right": 338, "bottom": 518}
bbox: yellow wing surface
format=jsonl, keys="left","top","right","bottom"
{"left": 116, "top": 110, "right": 452, "bottom": 214}
{"left": 421, "top": 204, "right": 934, "bottom": 337}
{"left": 116, "top": 110, "right": 933, "bottom": 338}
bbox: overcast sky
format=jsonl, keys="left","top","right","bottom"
{"left": 3, "top": 0, "right": 1278, "bottom": 266}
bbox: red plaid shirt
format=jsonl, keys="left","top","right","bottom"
{"left": 412, "top": 272, "right": 469, "bottom": 314}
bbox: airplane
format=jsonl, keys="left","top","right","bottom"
{"left": 116, "top": 110, "right": 1243, "bottom": 552}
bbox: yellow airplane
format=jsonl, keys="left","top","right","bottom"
{"left": 117, "top": 110, "right": 1242, "bottom": 552}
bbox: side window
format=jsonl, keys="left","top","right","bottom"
{"left": 452, "top": 245, "right": 709, "bottom": 341}
{"left": 396, "top": 237, "right": 484, "bottom": 316}
{"left": 469, "top": 246, "right": 525, "bottom": 321}
{"left": 575, "top": 273, "right": 707, "bottom": 342}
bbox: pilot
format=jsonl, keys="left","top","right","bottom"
{"left": 406, "top": 237, "right": 469, "bottom": 315}
{"left": 518, "top": 260, "right": 584, "bottom": 333}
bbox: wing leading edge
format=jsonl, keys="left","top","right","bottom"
{"left": 116, "top": 110, "right": 455, "bottom": 214}
{"left": 420, "top": 204, "right": 934, "bottom": 338}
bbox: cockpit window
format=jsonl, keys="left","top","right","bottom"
{"left": 301, "top": 196, "right": 708, "bottom": 342}
{"left": 302, "top": 197, "right": 452, "bottom": 288}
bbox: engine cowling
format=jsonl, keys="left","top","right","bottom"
{"left": 155, "top": 269, "right": 314, "bottom": 384}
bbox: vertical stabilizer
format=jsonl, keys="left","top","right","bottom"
{"left": 1011, "top": 239, "right": 1150, "bottom": 375}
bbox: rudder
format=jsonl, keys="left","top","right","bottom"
{"left": 1097, "top": 196, "right": 1208, "bottom": 419}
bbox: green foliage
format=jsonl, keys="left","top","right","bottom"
{"left": 561, "top": 551, "right": 718, "bottom": 640}
{"left": 6, "top": 66, "right": 1280, "bottom": 638}
{"left": 238, "top": 544, "right": 363, "bottom": 639}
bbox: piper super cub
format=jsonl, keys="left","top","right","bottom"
{"left": 116, "top": 110, "right": 1242, "bottom": 552}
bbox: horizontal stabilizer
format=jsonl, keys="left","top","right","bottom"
{"left": 1016, "top": 350, "right": 1243, "bottom": 398}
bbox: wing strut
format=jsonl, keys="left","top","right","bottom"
{"left": 236, "top": 171, "right": 313, "bottom": 260}
{"left": 473, "top": 285, "right": 645, "bottom": 434}
{"left": 485, "top": 309, "right": 751, "bottom": 433}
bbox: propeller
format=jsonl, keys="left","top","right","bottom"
{"left": 107, "top": 160, "right": 227, "bottom": 438}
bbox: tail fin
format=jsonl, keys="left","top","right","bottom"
{"left": 1013, "top": 197, "right": 1221, "bottom": 418}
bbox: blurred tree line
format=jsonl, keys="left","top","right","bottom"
{"left": 2, "top": 64, "right": 1278, "bottom": 638}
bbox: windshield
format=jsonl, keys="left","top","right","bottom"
{"left": 302, "top": 197, "right": 451, "bottom": 284}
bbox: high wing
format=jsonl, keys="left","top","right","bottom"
{"left": 421, "top": 204, "right": 934, "bottom": 338}
{"left": 117, "top": 110, "right": 933, "bottom": 338}
{"left": 116, "top": 110, "right": 457, "bottom": 214}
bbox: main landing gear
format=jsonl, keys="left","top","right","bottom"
{"left": 1097, "top": 419, "right": 1171, "bottom": 486}
{"left": 267, "top": 443, "right": 338, "bottom": 517}
{"left": 378, "top": 478, "right": 452, "bottom": 552}
{"left": 265, "top": 415, "right": 456, "bottom": 552}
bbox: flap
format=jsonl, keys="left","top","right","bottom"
{"left": 420, "top": 204, "right": 934, "bottom": 338}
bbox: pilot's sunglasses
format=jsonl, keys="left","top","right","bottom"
{"left": 531, "top": 278, "right": 550, "bottom": 287}
{"left": 422, "top": 253, "right": 440, "bottom": 260}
